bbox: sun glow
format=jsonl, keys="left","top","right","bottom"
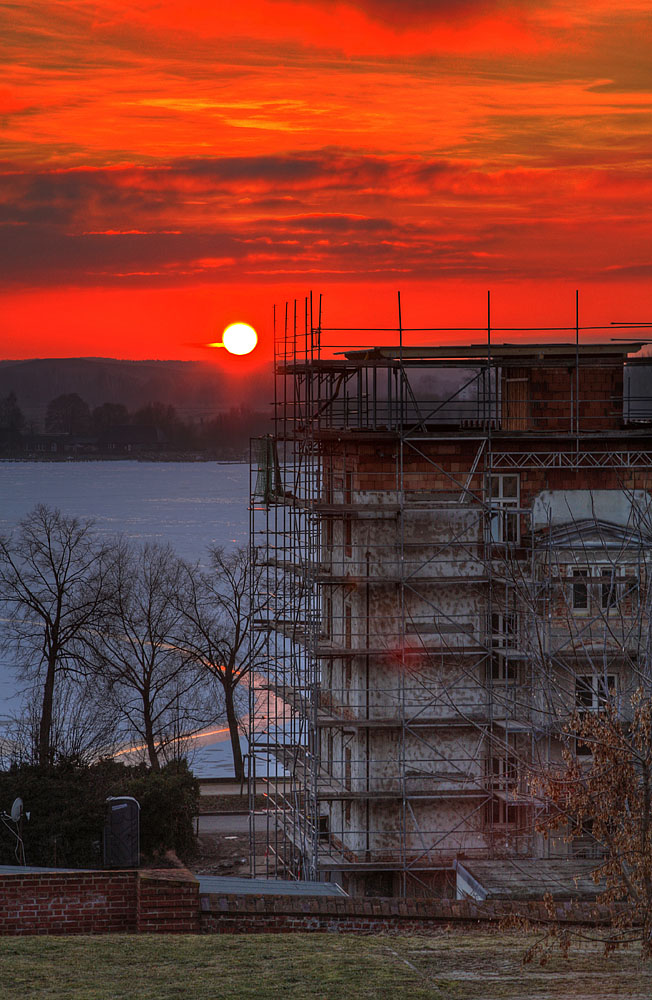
{"left": 216, "top": 322, "right": 258, "bottom": 355}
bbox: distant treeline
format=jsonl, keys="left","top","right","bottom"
{"left": 0, "top": 391, "right": 269, "bottom": 459}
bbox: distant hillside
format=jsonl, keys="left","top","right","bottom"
{"left": 0, "top": 358, "right": 273, "bottom": 429}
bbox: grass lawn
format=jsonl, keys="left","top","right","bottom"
{"left": 2, "top": 930, "right": 651, "bottom": 999}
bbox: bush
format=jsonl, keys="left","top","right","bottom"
{"left": 0, "top": 759, "right": 199, "bottom": 868}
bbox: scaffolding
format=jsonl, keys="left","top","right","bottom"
{"left": 249, "top": 294, "right": 652, "bottom": 897}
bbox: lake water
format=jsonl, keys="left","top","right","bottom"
{"left": 0, "top": 460, "right": 250, "bottom": 718}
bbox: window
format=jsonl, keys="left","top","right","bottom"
{"left": 487, "top": 753, "right": 518, "bottom": 791}
{"left": 344, "top": 471, "right": 353, "bottom": 557}
{"left": 572, "top": 570, "right": 589, "bottom": 611}
{"left": 344, "top": 601, "right": 352, "bottom": 648}
{"left": 491, "top": 611, "right": 518, "bottom": 647}
{"left": 486, "top": 735, "right": 518, "bottom": 791}
{"left": 323, "top": 595, "right": 332, "bottom": 639}
{"left": 343, "top": 746, "right": 352, "bottom": 827}
{"left": 344, "top": 517, "right": 352, "bottom": 557}
{"left": 571, "top": 819, "right": 603, "bottom": 858}
{"left": 575, "top": 674, "right": 616, "bottom": 713}
{"left": 490, "top": 654, "right": 518, "bottom": 683}
{"left": 625, "top": 572, "right": 640, "bottom": 610}
{"left": 575, "top": 674, "right": 616, "bottom": 756}
{"left": 600, "top": 568, "right": 617, "bottom": 610}
{"left": 486, "top": 799, "right": 526, "bottom": 827}
{"left": 343, "top": 658, "right": 352, "bottom": 696}
{"left": 488, "top": 474, "right": 520, "bottom": 543}
{"left": 323, "top": 466, "right": 333, "bottom": 504}
{"left": 568, "top": 566, "right": 625, "bottom": 614}
{"left": 490, "top": 612, "right": 519, "bottom": 681}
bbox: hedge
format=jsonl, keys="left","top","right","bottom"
{"left": 0, "top": 758, "right": 199, "bottom": 868}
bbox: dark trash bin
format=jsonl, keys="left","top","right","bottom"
{"left": 104, "top": 795, "right": 140, "bottom": 868}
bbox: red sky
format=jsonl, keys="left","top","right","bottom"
{"left": 2, "top": 1, "right": 652, "bottom": 361}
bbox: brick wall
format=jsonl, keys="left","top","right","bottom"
{"left": 0, "top": 869, "right": 199, "bottom": 936}
{"left": 199, "top": 894, "right": 617, "bottom": 935}
{"left": 137, "top": 870, "right": 200, "bottom": 934}
{"left": 0, "top": 869, "right": 623, "bottom": 937}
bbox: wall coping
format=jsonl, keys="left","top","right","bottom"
{"left": 199, "top": 892, "right": 624, "bottom": 926}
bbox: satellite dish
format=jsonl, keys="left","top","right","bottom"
{"left": 10, "top": 798, "right": 23, "bottom": 824}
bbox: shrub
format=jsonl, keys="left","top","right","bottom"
{"left": 0, "top": 759, "right": 199, "bottom": 868}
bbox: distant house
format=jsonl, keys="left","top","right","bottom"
{"left": 21, "top": 431, "right": 63, "bottom": 454}
{"left": 99, "top": 425, "right": 167, "bottom": 453}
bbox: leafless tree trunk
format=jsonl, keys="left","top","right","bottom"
{"left": 174, "top": 546, "right": 266, "bottom": 782}
{"left": 0, "top": 505, "right": 112, "bottom": 766}
{"left": 88, "top": 540, "right": 220, "bottom": 770}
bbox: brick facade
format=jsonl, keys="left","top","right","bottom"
{"left": 0, "top": 869, "right": 199, "bottom": 936}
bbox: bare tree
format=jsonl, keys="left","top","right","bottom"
{"left": 3, "top": 673, "right": 122, "bottom": 768}
{"left": 0, "top": 505, "right": 111, "bottom": 766}
{"left": 531, "top": 692, "right": 652, "bottom": 957}
{"left": 484, "top": 488, "right": 652, "bottom": 955}
{"left": 90, "top": 541, "right": 220, "bottom": 770}
{"left": 175, "top": 546, "right": 266, "bottom": 782}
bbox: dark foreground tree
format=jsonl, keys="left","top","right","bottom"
{"left": 89, "top": 541, "right": 220, "bottom": 770}
{"left": 0, "top": 506, "right": 111, "bottom": 766}
{"left": 175, "top": 546, "right": 266, "bottom": 782}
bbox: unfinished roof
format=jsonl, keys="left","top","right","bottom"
{"left": 455, "top": 859, "right": 604, "bottom": 901}
{"left": 195, "top": 874, "right": 347, "bottom": 896}
{"left": 342, "top": 342, "right": 645, "bottom": 362}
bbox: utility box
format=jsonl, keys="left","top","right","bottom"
{"left": 103, "top": 796, "right": 140, "bottom": 868}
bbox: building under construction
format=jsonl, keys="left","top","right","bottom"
{"left": 249, "top": 297, "right": 652, "bottom": 897}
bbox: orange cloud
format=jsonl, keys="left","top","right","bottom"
{"left": 2, "top": 1, "right": 652, "bottom": 359}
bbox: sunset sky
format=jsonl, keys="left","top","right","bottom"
{"left": 2, "top": 1, "right": 652, "bottom": 361}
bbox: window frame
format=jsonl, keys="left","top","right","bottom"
{"left": 575, "top": 673, "right": 617, "bottom": 714}
{"left": 567, "top": 565, "right": 626, "bottom": 615}
{"left": 487, "top": 473, "right": 520, "bottom": 544}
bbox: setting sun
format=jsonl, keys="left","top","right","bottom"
{"left": 220, "top": 322, "right": 258, "bottom": 356}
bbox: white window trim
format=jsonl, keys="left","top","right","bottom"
{"left": 575, "top": 673, "right": 618, "bottom": 713}
{"left": 488, "top": 474, "right": 520, "bottom": 544}
{"left": 567, "top": 565, "right": 627, "bottom": 615}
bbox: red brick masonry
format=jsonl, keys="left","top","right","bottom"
{"left": 0, "top": 869, "right": 199, "bottom": 936}
{"left": 0, "top": 868, "right": 620, "bottom": 937}
{"left": 199, "top": 894, "right": 619, "bottom": 935}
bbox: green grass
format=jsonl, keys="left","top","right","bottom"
{"left": 1, "top": 931, "right": 651, "bottom": 1000}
